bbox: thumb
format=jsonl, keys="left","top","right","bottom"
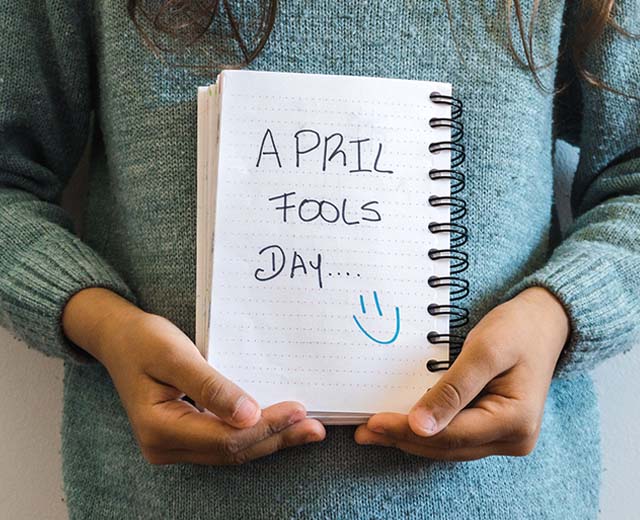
{"left": 156, "top": 342, "right": 261, "bottom": 429}
{"left": 408, "top": 346, "right": 497, "bottom": 437}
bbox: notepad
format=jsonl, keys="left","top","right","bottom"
{"left": 196, "top": 70, "right": 464, "bottom": 424}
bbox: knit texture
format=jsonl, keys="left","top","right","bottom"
{"left": 1, "top": 0, "right": 639, "bottom": 518}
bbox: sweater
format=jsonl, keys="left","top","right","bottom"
{"left": 1, "top": 0, "right": 639, "bottom": 518}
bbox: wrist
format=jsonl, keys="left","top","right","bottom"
{"left": 516, "top": 286, "right": 570, "bottom": 353}
{"left": 62, "top": 287, "right": 146, "bottom": 365}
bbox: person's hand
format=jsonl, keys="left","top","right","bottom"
{"left": 62, "top": 288, "right": 325, "bottom": 465}
{"left": 354, "top": 287, "right": 569, "bottom": 460}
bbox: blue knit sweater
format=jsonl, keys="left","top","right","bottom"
{"left": 1, "top": 0, "right": 639, "bottom": 518}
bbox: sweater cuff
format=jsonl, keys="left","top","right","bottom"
{"left": 1, "top": 232, "right": 136, "bottom": 364}
{"left": 503, "top": 247, "right": 634, "bottom": 378}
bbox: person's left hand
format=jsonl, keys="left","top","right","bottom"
{"left": 354, "top": 287, "right": 569, "bottom": 460}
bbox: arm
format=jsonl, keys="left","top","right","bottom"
{"left": 0, "top": 0, "right": 134, "bottom": 363}
{"left": 506, "top": 3, "right": 640, "bottom": 376}
{"left": 355, "top": 1, "right": 640, "bottom": 458}
{"left": 1, "top": 0, "right": 324, "bottom": 464}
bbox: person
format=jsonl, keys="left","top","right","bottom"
{"left": 1, "top": 0, "right": 638, "bottom": 518}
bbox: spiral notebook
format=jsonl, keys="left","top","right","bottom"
{"left": 196, "top": 70, "right": 467, "bottom": 424}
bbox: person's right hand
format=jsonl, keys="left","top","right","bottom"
{"left": 62, "top": 288, "right": 326, "bottom": 465}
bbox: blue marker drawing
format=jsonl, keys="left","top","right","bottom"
{"left": 353, "top": 291, "right": 401, "bottom": 345}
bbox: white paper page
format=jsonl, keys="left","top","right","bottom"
{"left": 208, "top": 70, "right": 451, "bottom": 414}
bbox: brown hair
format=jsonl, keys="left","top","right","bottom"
{"left": 128, "top": 0, "right": 633, "bottom": 92}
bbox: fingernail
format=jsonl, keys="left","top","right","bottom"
{"left": 369, "top": 424, "right": 385, "bottom": 434}
{"left": 305, "top": 432, "right": 323, "bottom": 443}
{"left": 288, "top": 408, "right": 306, "bottom": 425}
{"left": 412, "top": 409, "right": 437, "bottom": 436}
{"left": 232, "top": 396, "right": 259, "bottom": 424}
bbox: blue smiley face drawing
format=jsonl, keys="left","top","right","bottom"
{"left": 353, "top": 291, "right": 401, "bottom": 345}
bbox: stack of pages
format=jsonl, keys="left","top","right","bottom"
{"left": 196, "top": 70, "right": 452, "bottom": 424}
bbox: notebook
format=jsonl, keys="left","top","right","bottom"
{"left": 196, "top": 70, "right": 467, "bottom": 424}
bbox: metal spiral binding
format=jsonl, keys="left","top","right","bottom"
{"left": 425, "top": 93, "right": 469, "bottom": 373}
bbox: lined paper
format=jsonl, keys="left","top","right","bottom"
{"left": 207, "top": 70, "right": 451, "bottom": 415}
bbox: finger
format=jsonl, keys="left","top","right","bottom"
{"left": 151, "top": 342, "right": 261, "bottom": 428}
{"left": 151, "top": 400, "right": 308, "bottom": 453}
{"left": 361, "top": 406, "right": 512, "bottom": 449}
{"left": 408, "top": 337, "right": 509, "bottom": 437}
{"left": 147, "top": 419, "right": 325, "bottom": 465}
{"left": 355, "top": 429, "right": 501, "bottom": 461}
{"left": 234, "top": 418, "right": 325, "bottom": 464}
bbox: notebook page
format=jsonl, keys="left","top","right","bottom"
{"left": 208, "top": 70, "right": 450, "bottom": 414}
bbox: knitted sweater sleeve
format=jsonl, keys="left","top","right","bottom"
{"left": 506, "top": 2, "right": 640, "bottom": 377}
{"left": 0, "top": 0, "right": 136, "bottom": 363}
